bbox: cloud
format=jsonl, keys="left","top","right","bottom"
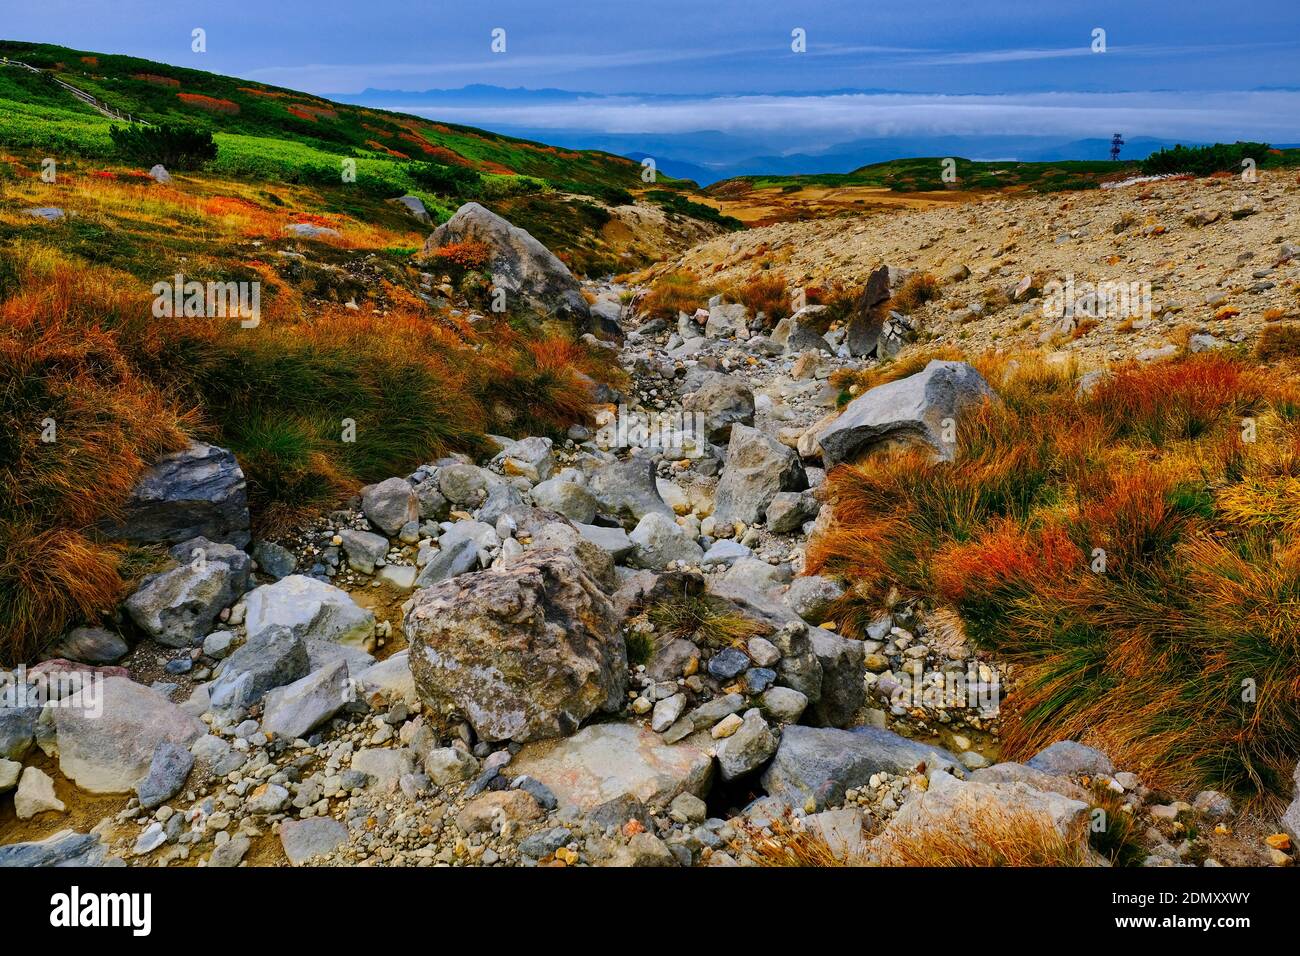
{"left": 383, "top": 89, "right": 1300, "bottom": 145}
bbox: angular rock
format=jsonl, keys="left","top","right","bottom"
{"left": 761, "top": 725, "right": 960, "bottom": 810}
{"left": 629, "top": 512, "right": 704, "bottom": 570}
{"left": 807, "top": 628, "right": 865, "bottom": 728}
{"left": 1025, "top": 740, "right": 1115, "bottom": 778}
{"left": 422, "top": 202, "right": 590, "bottom": 325}
{"left": 574, "top": 522, "right": 635, "bottom": 561}
{"left": 279, "top": 817, "right": 348, "bottom": 865}
{"left": 208, "top": 625, "right": 310, "bottom": 713}
{"left": 586, "top": 458, "right": 673, "bottom": 522}
{"left": 765, "top": 491, "right": 819, "bottom": 534}
{"left": 15, "top": 767, "right": 65, "bottom": 819}
{"left": 713, "top": 424, "right": 807, "bottom": 527}
{"left": 717, "top": 713, "right": 778, "bottom": 780}
{"left": 41, "top": 627, "right": 128, "bottom": 666}
{"left": 817, "top": 361, "right": 996, "bottom": 468}
{"left": 424, "top": 747, "right": 480, "bottom": 785}
{"left": 0, "top": 704, "right": 40, "bottom": 761}
{"left": 405, "top": 550, "right": 626, "bottom": 743}
{"left": 124, "top": 553, "right": 246, "bottom": 648}
{"left": 783, "top": 576, "right": 844, "bottom": 625}
{"left": 135, "top": 741, "right": 195, "bottom": 810}
{"left": 362, "top": 477, "right": 419, "bottom": 536}
{"left": 0, "top": 829, "right": 111, "bottom": 867}
{"left": 510, "top": 722, "right": 713, "bottom": 811}
{"left": 251, "top": 540, "right": 297, "bottom": 580}
{"left": 260, "top": 659, "right": 350, "bottom": 740}
{"left": 414, "top": 536, "right": 480, "bottom": 588}
{"left": 455, "top": 789, "right": 543, "bottom": 835}
{"left": 108, "top": 441, "right": 250, "bottom": 547}
{"left": 682, "top": 376, "right": 755, "bottom": 444}
{"left": 759, "top": 686, "right": 808, "bottom": 723}
{"left": 338, "top": 528, "right": 388, "bottom": 574}
{"left": 531, "top": 478, "right": 598, "bottom": 524}
{"left": 243, "top": 575, "right": 375, "bottom": 648}
{"left": 52, "top": 676, "right": 205, "bottom": 793}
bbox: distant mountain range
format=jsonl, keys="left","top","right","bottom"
{"left": 334, "top": 85, "right": 1268, "bottom": 185}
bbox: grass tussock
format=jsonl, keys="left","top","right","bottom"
{"left": 638, "top": 270, "right": 716, "bottom": 319}
{"left": 1255, "top": 323, "right": 1300, "bottom": 362}
{"left": 726, "top": 273, "right": 791, "bottom": 322}
{"left": 648, "top": 592, "right": 770, "bottom": 649}
{"left": 808, "top": 352, "right": 1300, "bottom": 804}
{"left": 891, "top": 272, "right": 939, "bottom": 314}
{"left": 875, "top": 805, "right": 1092, "bottom": 867}
{"left": 737, "top": 814, "right": 872, "bottom": 867}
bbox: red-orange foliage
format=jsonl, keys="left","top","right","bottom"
{"left": 177, "top": 92, "right": 240, "bottom": 114}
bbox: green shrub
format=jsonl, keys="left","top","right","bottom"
{"left": 1141, "top": 142, "right": 1272, "bottom": 176}
{"left": 109, "top": 123, "right": 217, "bottom": 170}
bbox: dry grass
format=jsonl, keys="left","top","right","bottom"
{"left": 809, "top": 353, "right": 1300, "bottom": 804}
{"left": 875, "top": 805, "right": 1092, "bottom": 867}
{"left": 736, "top": 814, "right": 872, "bottom": 867}
{"left": 891, "top": 272, "right": 939, "bottom": 313}
{"left": 638, "top": 270, "right": 716, "bottom": 319}
{"left": 648, "top": 592, "right": 770, "bottom": 649}
{"left": 1256, "top": 323, "right": 1300, "bottom": 361}
{"left": 726, "top": 273, "right": 791, "bottom": 322}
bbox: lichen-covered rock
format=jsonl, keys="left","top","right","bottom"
{"left": 405, "top": 550, "right": 626, "bottom": 742}
{"left": 106, "top": 441, "right": 250, "bottom": 547}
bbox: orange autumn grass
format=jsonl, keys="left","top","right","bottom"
{"left": 808, "top": 351, "right": 1300, "bottom": 805}
{"left": 0, "top": 237, "right": 610, "bottom": 663}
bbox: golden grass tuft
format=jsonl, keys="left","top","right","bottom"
{"left": 875, "top": 805, "right": 1092, "bottom": 867}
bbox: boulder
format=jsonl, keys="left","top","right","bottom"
{"left": 41, "top": 627, "right": 128, "bottom": 665}
{"left": 405, "top": 550, "right": 626, "bottom": 742}
{"left": 243, "top": 575, "right": 375, "bottom": 648}
{"left": 1025, "top": 740, "right": 1116, "bottom": 778}
{"left": 761, "top": 725, "right": 960, "bottom": 810}
{"left": 713, "top": 424, "right": 807, "bottom": 526}
{"left": 783, "top": 575, "right": 844, "bottom": 625}
{"left": 354, "top": 652, "right": 416, "bottom": 704}
{"left": 51, "top": 676, "right": 205, "bottom": 793}
{"left": 107, "top": 441, "right": 250, "bottom": 547}
{"left": 705, "top": 301, "right": 749, "bottom": 339}
{"left": 422, "top": 202, "right": 590, "bottom": 325}
{"left": 0, "top": 704, "right": 40, "bottom": 761}
{"left": 628, "top": 512, "right": 704, "bottom": 570}
{"left": 875, "top": 770, "right": 1091, "bottom": 855}
{"left": 123, "top": 550, "right": 247, "bottom": 648}
{"left": 251, "top": 540, "right": 296, "bottom": 579}
{"left": 0, "top": 829, "right": 112, "bottom": 867}
{"left": 765, "top": 491, "right": 819, "bottom": 534}
{"left": 682, "top": 376, "right": 755, "bottom": 444}
{"left": 509, "top": 722, "right": 713, "bottom": 811}
{"left": 772, "top": 309, "right": 834, "bottom": 354}
{"left": 531, "top": 478, "right": 598, "bottom": 524}
{"left": 0, "top": 759, "right": 18, "bottom": 794}
{"left": 279, "top": 817, "right": 349, "bottom": 865}
{"left": 493, "top": 436, "right": 556, "bottom": 483}
{"left": 528, "top": 522, "right": 617, "bottom": 591}
{"left": 362, "top": 477, "right": 419, "bottom": 536}
{"left": 260, "top": 659, "right": 350, "bottom": 740}
{"left": 717, "top": 713, "right": 778, "bottom": 780}
{"left": 392, "top": 194, "right": 431, "bottom": 223}
{"left": 438, "top": 463, "right": 492, "bottom": 507}
{"left": 574, "top": 522, "right": 635, "bottom": 561}
{"left": 338, "top": 528, "right": 388, "bottom": 574}
{"left": 413, "top": 537, "right": 480, "bottom": 588}
{"left": 585, "top": 458, "right": 673, "bottom": 522}
{"left": 759, "top": 686, "right": 808, "bottom": 723}
{"left": 14, "top": 767, "right": 65, "bottom": 819}
{"left": 807, "top": 628, "right": 866, "bottom": 728}
{"left": 817, "top": 361, "right": 996, "bottom": 468}
{"left": 208, "top": 625, "right": 310, "bottom": 713}
{"left": 844, "top": 265, "right": 891, "bottom": 357}
{"left": 148, "top": 164, "right": 171, "bottom": 183}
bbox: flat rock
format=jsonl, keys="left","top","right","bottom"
{"left": 279, "top": 817, "right": 348, "bottom": 865}
{"left": 243, "top": 575, "right": 375, "bottom": 648}
{"left": 510, "top": 722, "right": 713, "bottom": 811}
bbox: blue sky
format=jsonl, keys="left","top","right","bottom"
{"left": 7, "top": 0, "right": 1300, "bottom": 173}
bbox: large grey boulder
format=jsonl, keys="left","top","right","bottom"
{"left": 783, "top": 575, "right": 844, "bottom": 625}
{"left": 243, "top": 575, "right": 375, "bottom": 648}
{"left": 1025, "top": 741, "right": 1116, "bottom": 778}
{"left": 123, "top": 542, "right": 249, "bottom": 647}
{"left": 260, "top": 659, "right": 350, "bottom": 740}
{"left": 208, "top": 625, "right": 310, "bottom": 713}
{"left": 51, "top": 676, "right": 205, "bottom": 793}
{"left": 510, "top": 722, "right": 713, "bottom": 811}
{"left": 761, "top": 725, "right": 960, "bottom": 810}
{"left": 422, "top": 202, "right": 590, "bottom": 325}
{"left": 361, "top": 477, "right": 419, "bottom": 536}
{"left": 405, "top": 550, "right": 626, "bottom": 743}
{"left": 585, "top": 458, "right": 673, "bottom": 523}
{"left": 107, "top": 441, "right": 250, "bottom": 547}
{"left": 713, "top": 424, "right": 807, "bottom": 527}
{"left": 628, "top": 512, "right": 704, "bottom": 570}
{"left": 338, "top": 528, "right": 388, "bottom": 574}
{"left": 772, "top": 308, "right": 834, "bottom": 354}
{"left": 0, "top": 704, "right": 40, "bottom": 761}
{"left": 531, "top": 477, "right": 598, "bottom": 524}
{"left": 844, "top": 264, "right": 891, "bottom": 358}
{"left": 807, "top": 628, "right": 866, "bottom": 728}
{"left": 816, "top": 361, "right": 996, "bottom": 468}
{"left": 682, "top": 376, "right": 755, "bottom": 444}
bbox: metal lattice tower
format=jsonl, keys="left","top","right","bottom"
{"left": 1110, "top": 132, "right": 1125, "bottom": 161}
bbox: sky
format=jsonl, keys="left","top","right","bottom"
{"left": 6, "top": 0, "right": 1300, "bottom": 172}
